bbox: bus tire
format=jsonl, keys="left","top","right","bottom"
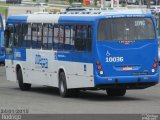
{"left": 106, "top": 89, "right": 126, "bottom": 96}
{"left": 17, "top": 69, "right": 31, "bottom": 91}
{"left": 59, "top": 72, "right": 70, "bottom": 97}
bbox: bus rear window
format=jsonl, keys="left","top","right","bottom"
{"left": 97, "top": 18, "right": 156, "bottom": 41}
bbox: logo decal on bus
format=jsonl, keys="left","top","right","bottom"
{"left": 106, "top": 51, "right": 124, "bottom": 63}
{"left": 14, "top": 52, "right": 21, "bottom": 58}
{"left": 35, "top": 54, "right": 48, "bottom": 68}
{"left": 106, "top": 51, "right": 111, "bottom": 56}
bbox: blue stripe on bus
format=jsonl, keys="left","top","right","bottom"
{"left": 55, "top": 51, "right": 93, "bottom": 63}
{"left": 6, "top": 48, "right": 26, "bottom": 61}
{"left": 7, "top": 16, "right": 28, "bottom": 24}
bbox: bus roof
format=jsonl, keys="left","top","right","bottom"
{"left": 7, "top": 9, "right": 153, "bottom": 24}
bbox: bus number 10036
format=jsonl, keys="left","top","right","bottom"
{"left": 106, "top": 57, "right": 124, "bottom": 63}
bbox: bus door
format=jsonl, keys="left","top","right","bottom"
{"left": 5, "top": 24, "right": 17, "bottom": 81}
{"left": 5, "top": 25, "right": 14, "bottom": 62}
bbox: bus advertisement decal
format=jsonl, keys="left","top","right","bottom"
{"left": 35, "top": 54, "right": 48, "bottom": 69}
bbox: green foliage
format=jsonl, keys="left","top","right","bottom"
{"left": 0, "top": 7, "right": 8, "bottom": 17}
{"left": 94, "top": 0, "right": 97, "bottom": 6}
{"left": 69, "top": 0, "right": 73, "bottom": 4}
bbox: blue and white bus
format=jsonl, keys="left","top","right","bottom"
{"left": 5, "top": 9, "right": 159, "bottom": 97}
{"left": 0, "top": 14, "right": 5, "bottom": 64}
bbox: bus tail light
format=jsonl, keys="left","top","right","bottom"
{"left": 100, "top": 70, "right": 104, "bottom": 75}
{"left": 96, "top": 61, "right": 104, "bottom": 75}
{"left": 153, "top": 63, "right": 157, "bottom": 68}
{"left": 97, "top": 65, "right": 102, "bottom": 70}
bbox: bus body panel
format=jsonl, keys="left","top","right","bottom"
{"left": 94, "top": 16, "right": 159, "bottom": 86}
{"left": 6, "top": 48, "right": 94, "bottom": 88}
{"left": 95, "top": 40, "right": 158, "bottom": 76}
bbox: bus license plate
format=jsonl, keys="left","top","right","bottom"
{"left": 122, "top": 66, "right": 132, "bottom": 71}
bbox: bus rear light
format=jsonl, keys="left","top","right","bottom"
{"left": 97, "top": 65, "right": 102, "bottom": 70}
{"left": 100, "top": 70, "right": 104, "bottom": 75}
{"left": 96, "top": 61, "right": 100, "bottom": 65}
{"left": 153, "top": 63, "right": 157, "bottom": 68}
{"left": 151, "top": 69, "right": 155, "bottom": 73}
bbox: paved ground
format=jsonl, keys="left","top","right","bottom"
{"left": 0, "top": 66, "right": 160, "bottom": 114}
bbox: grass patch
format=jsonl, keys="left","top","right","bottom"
{"left": 0, "top": 6, "right": 8, "bottom": 17}
{"left": 0, "top": 2, "right": 9, "bottom": 16}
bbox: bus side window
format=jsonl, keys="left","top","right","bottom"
{"left": 58, "top": 25, "right": 65, "bottom": 50}
{"left": 14, "top": 24, "right": 22, "bottom": 47}
{"left": 70, "top": 25, "right": 76, "bottom": 50}
{"left": 64, "top": 25, "right": 71, "bottom": 50}
{"left": 32, "top": 23, "right": 42, "bottom": 49}
{"left": 4, "top": 29, "right": 10, "bottom": 48}
{"left": 22, "top": 24, "right": 31, "bottom": 48}
{"left": 75, "top": 25, "right": 82, "bottom": 51}
{"left": 42, "top": 24, "right": 49, "bottom": 49}
{"left": 75, "top": 25, "right": 90, "bottom": 51}
{"left": 5, "top": 26, "right": 14, "bottom": 55}
{"left": 5, "top": 26, "right": 14, "bottom": 48}
{"left": 42, "top": 23, "right": 53, "bottom": 50}
{"left": 64, "top": 25, "right": 76, "bottom": 51}
{"left": 54, "top": 24, "right": 62, "bottom": 50}
{"left": 48, "top": 24, "right": 53, "bottom": 50}
{"left": 87, "top": 25, "right": 92, "bottom": 51}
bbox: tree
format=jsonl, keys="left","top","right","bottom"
{"left": 94, "top": 0, "right": 97, "bottom": 6}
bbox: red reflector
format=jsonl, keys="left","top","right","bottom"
{"left": 96, "top": 61, "right": 100, "bottom": 65}
{"left": 153, "top": 63, "right": 157, "bottom": 68}
{"left": 97, "top": 65, "right": 102, "bottom": 70}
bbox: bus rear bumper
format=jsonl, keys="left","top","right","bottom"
{"left": 94, "top": 73, "right": 159, "bottom": 89}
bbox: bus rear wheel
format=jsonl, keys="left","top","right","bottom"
{"left": 59, "top": 72, "right": 70, "bottom": 97}
{"left": 59, "top": 72, "right": 80, "bottom": 97}
{"left": 106, "top": 89, "right": 126, "bottom": 96}
{"left": 17, "top": 69, "right": 31, "bottom": 91}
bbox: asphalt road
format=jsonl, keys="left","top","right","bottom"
{"left": 0, "top": 66, "right": 160, "bottom": 114}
